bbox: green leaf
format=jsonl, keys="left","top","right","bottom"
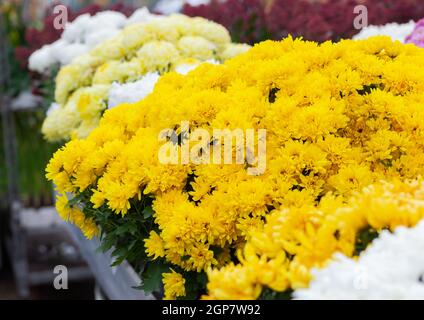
{"left": 67, "top": 195, "right": 81, "bottom": 207}
{"left": 115, "top": 224, "right": 131, "bottom": 235}
{"left": 97, "top": 235, "right": 116, "bottom": 253}
{"left": 140, "top": 261, "right": 169, "bottom": 294}
{"left": 259, "top": 287, "right": 293, "bottom": 300}
{"left": 142, "top": 206, "right": 154, "bottom": 219}
{"left": 110, "top": 245, "right": 131, "bottom": 267}
{"left": 176, "top": 271, "right": 207, "bottom": 300}
{"left": 354, "top": 226, "right": 380, "bottom": 256}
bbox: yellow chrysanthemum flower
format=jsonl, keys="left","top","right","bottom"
{"left": 43, "top": 14, "right": 250, "bottom": 142}
{"left": 163, "top": 270, "right": 186, "bottom": 300}
{"left": 46, "top": 37, "right": 424, "bottom": 298}
{"left": 144, "top": 231, "right": 166, "bottom": 260}
{"left": 204, "top": 178, "right": 424, "bottom": 299}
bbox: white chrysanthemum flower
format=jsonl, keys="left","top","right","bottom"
{"left": 108, "top": 59, "right": 219, "bottom": 109}
{"left": 84, "top": 28, "right": 121, "bottom": 48}
{"left": 29, "top": 8, "right": 156, "bottom": 73}
{"left": 57, "top": 42, "right": 89, "bottom": 66}
{"left": 125, "top": 7, "right": 160, "bottom": 26}
{"left": 154, "top": 0, "right": 186, "bottom": 15}
{"left": 155, "top": 0, "right": 210, "bottom": 15}
{"left": 28, "top": 45, "right": 54, "bottom": 73}
{"left": 85, "top": 11, "right": 127, "bottom": 31}
{"left": 11, "top": 91, "right": 42, "bottom": 110}
{"left": 64, "top": 11, "right": 126, "bottom": 44}
{"left": 353, "top": 21, "right": 416, "bottom": 43}
{"left": 108, "top": 72, "right": 161, "bottom": 109}
{"left": 294, "top": 220, "right": 424, "bottom": 300}
{"left": 62, "top": 13, "right": 91, "bottom": 43}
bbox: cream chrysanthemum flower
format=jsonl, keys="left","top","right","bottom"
{"left": 44, "top": 14, "right": 250, "bottom": 142}
{"left": 178, "top": 36, "right": 216, "bottom": 60}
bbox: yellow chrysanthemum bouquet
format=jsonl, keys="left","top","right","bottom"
{"left": 42, "top": 14, "right": 250, "bottom": 142}
{"left": 47, "top": 36, "right": 424, "bottom": 299}
{"left": 205, "top": 178, "right": 424, "bottom": 299}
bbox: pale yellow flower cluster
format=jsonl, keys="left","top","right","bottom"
{"left": 42, "top": 14, "right": 250, "bottom": 142}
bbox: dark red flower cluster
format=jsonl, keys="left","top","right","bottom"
{"left": 15, "top": 2, "right": 136, "bottom": 69}
{"left": 183, "top": 0, "right": 424, "bottom": 44}
{"left": 183, "top": 0, "right": 268, "bottom": 43}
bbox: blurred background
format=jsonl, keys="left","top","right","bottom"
{"left": 0, "top": 0, "right": 157, "bottom": 300}
{"left": 0, "top": 0, "right": 423, "bottom": 300}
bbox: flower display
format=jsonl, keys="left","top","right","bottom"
{"left": 353, "top": 21, "right": 416, "bottom": 43}
{"left": 15, "top": 2, "right": 137, "bottom": 71}
{"left": 56, "top": 192, "right": 99, "bottom": 239}
{"left": 107, "top": 72, "right": 161, "bottom": 109}
{"left": 163, "top": 270, "right": 187, "bottom": 300}
{"left": 183, "top": 0, "right": 268, "bottom": 44}
{"left": 41, "top": 14, "right": 249, "bottom": 142}
{"left": 294, "top": 217, "right": 424, "bottom": 300}
{"left": 155, "top": 0, "right": 210, "bottom": 15}
{"left": 183, "top": 0, "right": 424, "bottom": 44}
{"left": 205, "top": 179, "right": 424, "bottom": 299}
{"left": 107, "top": 59, "right": 219, "bottom": 109}
{"left": 28, "top": 7, "right": 158, "bottom": 74}
{"left": 45, "top": 36, "right": 424, "bottom": 299}
{"left": 406, "top": 18, "right": 424, "bottom": 47}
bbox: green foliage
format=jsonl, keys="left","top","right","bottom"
{"left": 139, "top": 260, "right": 170, "bottom": 294}
{"left": 178, "top": 272, "right": 208, "bottom": 300}
{"left": 354, "top": 226, "right": 380, "bottom": 256}
{"left": 78, "top": 190, "right": 170, "bottom": 297}
{"left": 76, "top": 189, "right": 211, "bottom": 299}
{"left": 0, "top": 6, "right": 59, "bottom": 208}
{"left": 0, "top": 110, "right": 60, "bottom": 207}
{"left": 259, "top": 287, "right": 293, "bottom": 300}
{"left": 1, "top": 4, "right": 29, "bottom": 97}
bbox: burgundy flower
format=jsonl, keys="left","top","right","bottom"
{"left": 14, "top": 47, "right": 32, "bottom": 69}
{"left": 183, "top": 0, "right": 424, "bottom": 44}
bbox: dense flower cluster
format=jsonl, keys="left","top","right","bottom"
{"left": 205, "top": 179, "right": 424, "bottom": 299}
{"left": 29, "top": 8, "right": 158, "bottom": 73}
{"left": 183, "top": 0, "right": 268, "bottom": 44}
{"left": 294, "top": 217, "right": 424, "bottom": 299}
{"left": 14, "top": 2, "right": 137, "bottom": 70}
{"left": 163, "top": 269, "right": 186, "bottom": 300}
{"left": 42, "top": 14, "right": 249, "bottom": 142}
{"left": 183, "top": 0, "right": 424, "bottom": 44}
{"left": 55, "top": 192, "right": 99, "bottom": 239}
{"left": 406, "top": 18, "right": 424, "bottom": 47}
{"left": 353, "top": 21, "right": 416, "bottom": 43}
{"left": 46, "top": 37, "right": 424, "bottom": 299}
{"left": 107, "top": 72, "right": 162, "bottom": 109}
{"left": 107, "top": 59, "right": 219, "bottom": 109}
{"left": 155, "top": 0, "right": 210, "bottom": 15}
